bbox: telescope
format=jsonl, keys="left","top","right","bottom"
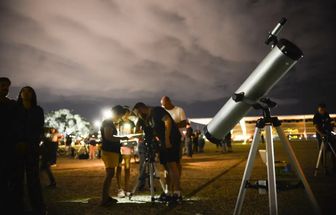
{"left": 204, "top": 17, "right": 303, "bottom": 143}
{"left": 204, "top": 18, "right": 320, "bottom": 215}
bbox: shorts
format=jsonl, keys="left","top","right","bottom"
{"left": 119, "top": 154, "right": 131, "bottom": 169}
{"left": 102, "top": 151, "right": 120, "bottom": 168}
{"left": 159, "top": 146, "right": 180, "bottom": 165}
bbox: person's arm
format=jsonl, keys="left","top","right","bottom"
{"left": 103, "top": 127, "right": 128, "bottom": 142}
{"left": 313, "top": 115, "right": 326, "bottom": 137}
{"left": 176, "top": 120, "right": 187, "bottom": 128}
{"left": 176, "top": 108, "right": 187, "bottom": 128}
{"left": 163, "top": 115, "right": 173, "bottom": 148}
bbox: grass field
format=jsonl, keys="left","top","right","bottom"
{"left": 36, "top": 140, "right": 336, "bottom": 215}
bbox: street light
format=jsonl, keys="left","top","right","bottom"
{"left": 94, "top": 120, "right": 101, "bottom": 129}
{"left": 102, "top": 108, "right": 113, "bottom": 120}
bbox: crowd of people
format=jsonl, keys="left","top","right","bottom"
{"left": 2, "top": 74, "right": 335, "bottom": 214}
{"left": 0, "top": 74, "right": 211, "bottom": 213}
{"left": 100, "top": 98, "right": 189, "bottom": 206}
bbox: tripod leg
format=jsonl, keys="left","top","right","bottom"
{"left": 275, "top": 126, "right": 321, "bottom": 215}
{"left": 234, "top": 127, "right": 262, "bottom": 215}
{"left": 327, "top": 142, "right": 336, "bottom": 158}
{"left": 322, "top": 143, "right": 326, "bottom": 174}
{"left": 265, "top": 125, "right": 278, "bottom": 215}
{"left": 314, "top": 143, "right": 324, "bottom": 176}
{"left": 131, "top": 160, "right": 147, "bottom": 197}
{"left": 149, "top": 163, "right": 155, "bottom": 201}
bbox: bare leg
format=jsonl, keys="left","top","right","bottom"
{"left": 102, "top": 168, "right": 114, "bottom": 202}
{"left": 167, "top": 162, "right": 181, "bottom": 193}
{"left": 162, "top": 165, "right": 171, "bottom": 194}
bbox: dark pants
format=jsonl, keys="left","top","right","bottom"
{"left": 187, "top": 141, "right": 193, "bottom": 157}
{"left": 41, "top": 142, "right": 56, "bottom": 184}
{"left": 138, "top": 151, "right": 147, "bottom": 188}
{"left": 193, "top": 142, "right": 198, "bottom": 153}
{"left": 0, "top": 146, "right": 16, "bottom": 213}
{"left": 15, "top": 142, "right": 46, "bottom": 214}
{"left": 40, "top": 159, "right": 56, "bottom": 185}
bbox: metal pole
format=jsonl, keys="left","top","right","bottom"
{"left": 265, "top": 125, "right": 278, "bottom": 215}
{"left": 233, "top": 127, "right": 262, "bottom": 215}
{"left": 149, "top": 163, "right": 155, "bottom": 201}
{"left": 275, "top": 126, "right": 321, "bottom": 214}
{"left": 314, "top": 143, "right": 324, "bottom": 176}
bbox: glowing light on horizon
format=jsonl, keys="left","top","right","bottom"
{"left": 102, "top": 108, "right": 113, "bottom": 120}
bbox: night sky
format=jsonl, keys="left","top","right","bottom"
{"left": 1, "top": 0, "right": 335, "bottom": 122}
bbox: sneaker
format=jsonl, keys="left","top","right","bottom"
{"left": 117, "top": 189, "right": 126, "bottom": 198}
{"left": 167, "top": 194, "right": 182, "bottom": 207}
{"left": 158, "top": 192, "right": 171, "bottom": 202}
{"left": 125, "top": 191, "right": 131, "bottom": 197}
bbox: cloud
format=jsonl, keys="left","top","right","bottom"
{"left": 1, "top": 0, "right": 336, "bottom": 118}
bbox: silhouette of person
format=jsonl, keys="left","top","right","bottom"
{"left": 0, "top": 77, "right": 17, "bottom": 212}
{"left": 14, "top": 86, "right": 47, "bottom": 214}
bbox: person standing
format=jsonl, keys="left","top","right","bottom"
{"left": 100, "top": 105, "right": 128, "bottom": 206}
{"left": 116, "top": 109, "right": 135, "bottom": 197}
{"left": 198, "top": 132, "right": 205, "bottom": 153}
{"left": 0, "top": 77, "right": 17, "bottom": 212}
{"left": 15, "top": 86, "right": 47, "bottom": 214}
{"left": 65, "top": 134, "right": 72, "bottom": 157}
{"left": 221, "top": 132, "right": 233, "bottom": 153}
{"left": 40, "top": 128, "right": 57, "bottom": 188}
{"left": 313, "top": 103, "right": 335, "bottom": 173}
{"left": 160, "top": 96, "right": 186, "bottom": 199}
{"left": 192, "top": 130, "right": 199, "bottom": 154}
{"left": 185, "top": 123, "right": 193, "bottom": 157}
{"left": 49, "top": 128, "right": 60, "bottom": 165}
{"left": 133, "top": 102, "right": 182, "bottom": 205}
{"left": 88, "top": 135, "right": 97, "bottom": 160}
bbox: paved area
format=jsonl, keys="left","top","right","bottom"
{"left": 35, "top": 141, "right": 336, "bottom": 215}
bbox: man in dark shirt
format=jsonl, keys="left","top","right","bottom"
{"left": 133, "top": 102, "right": 182, "bottom": 204}
{"left": 0, "top": 77, "right": 17, "bottom": 212}
{"left": 313, "top": 103, "right": 334, "bottom": 145}
{"left": 313, "top": 103, "right": 336, "bottom": 172}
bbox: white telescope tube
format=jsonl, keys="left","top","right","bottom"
{"left": 204, "top": 39, "right": 303, "bottom": 143}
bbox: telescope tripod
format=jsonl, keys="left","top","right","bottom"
{"left": 233, "top": 108, "right": 320, "bottom": 215}
{"left": 314, "top": 136, "right": 336, "bottom": 176}
{"left": 130, "top": 155, "right": 165, "bottom": 202}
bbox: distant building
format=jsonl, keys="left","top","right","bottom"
{"left": 190, "top": 114, "right": 336, "bottom": 143}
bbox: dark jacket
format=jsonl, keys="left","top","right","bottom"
{"left": 15, "top": 105, "right": 44, "bottom": 147}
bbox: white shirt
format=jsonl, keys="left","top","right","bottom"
{"left": 165, "top": 106, "right": 187, "bottom": 136}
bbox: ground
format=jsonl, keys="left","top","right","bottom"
{"left": 34, "top": 141, "right": 336, "bottom": 215}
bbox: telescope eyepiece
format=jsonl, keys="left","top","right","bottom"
{"left": 265, "top": 17, "right": 288, "bottom": 46}
{"left": 279, "top": 17, "right": 287, "bottom": 25}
